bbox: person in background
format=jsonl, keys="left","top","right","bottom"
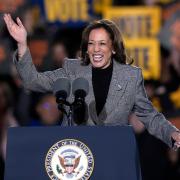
{"left": 158, "top": 13, "right": 180, "bottom": 113}
{"left": 3, "top": 13, "right": 180, "bottom": 152}
{"left": 0, "top": 79, "right": 18, "bottom": 162}
{"left": 165, "top": 148, "right": 180, "bottom": 180}
{"left": 29, "top": 93, "right": 63, "bottom": 126}
{"left": 50, "top": 41, "right": 68, "bottom": 69}
{"left": 163, "top": 19, "right": 180, "bottom": 93}
{"left": 0, "top": 41, "right": 13, "bottom": 75}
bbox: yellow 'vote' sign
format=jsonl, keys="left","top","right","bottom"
{"left": 44, "top": 0, "right": 89, "bottom": 22}
{"left": 125, "top": 39, "right": 160, "bottom": 80}
{"left": 103, "top": 6, "right": 161, "bottom": 79}
{"left": 104, "top": 6, "right": 161, "bottom": 38}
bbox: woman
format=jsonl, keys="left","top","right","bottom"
{"left": 3, "top": 14, "right": 180, "bottom": 149}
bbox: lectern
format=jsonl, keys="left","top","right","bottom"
{"left": 4, "top": 126, "right": 141, "bottom": 180}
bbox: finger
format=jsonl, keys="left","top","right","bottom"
{"left": 3, "top": 15, "right": 17, "bottom": 36}
{"left": 16, "top": 17, "right": 24, "bottom": 27}
{"left": 3, "top": 13, "right": 8, "bottom": 20}
{"left": 7, "top": 13, "right": 12, "bottom": 20}
{"left": 3, "top": 15, "right": 12, "bottom": 32}
{"left": 4, "top": 14, "right": 13, "bottom": 27}
{"left": 3, "top": 14, "right": 9, "bottom": 25}
{"left": 6, "top": 14, "right": 12, "bottom": 23}
{"left": 173, "top": 142, "right": 180, "bottom": 151}
{"left": 175, "top": 141, "right": 180, "bottom": 146}
{"left": 7, "top": 14, "right": 17, "bottom": 26}
{"left": 173, "top": 143, "right": 180, "bottom": 149}
{"left": 173, "top": 145, "right": 179, "bottom": 151}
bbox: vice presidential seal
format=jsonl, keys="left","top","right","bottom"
{"left": 45, "top": 139, "right": 94, "bottom": 180}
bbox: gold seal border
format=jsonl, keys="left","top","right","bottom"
{"left": 45, "top": 138, "right": 95, "bottom": 180}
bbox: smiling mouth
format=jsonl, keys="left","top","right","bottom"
{"left": 93, "top": 54, "right": 103, "bottom": 62}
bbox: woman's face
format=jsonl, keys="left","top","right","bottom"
{"left": 87, "top": 28, "right": 114, "bottom": 69}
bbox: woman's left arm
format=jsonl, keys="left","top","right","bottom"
{"left": 133, "top": 68, "right": 180, "bottom": 148}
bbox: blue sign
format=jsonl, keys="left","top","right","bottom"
{"left": 31, "top": 0, "right": 94, "bottom": 27}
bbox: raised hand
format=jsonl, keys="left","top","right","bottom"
{"left": 3, "top": 13, "right": 27, "bottom": 58}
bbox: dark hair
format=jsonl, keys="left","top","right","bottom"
{"left": 80, "top": 19, "right": 132, "bottom": 65}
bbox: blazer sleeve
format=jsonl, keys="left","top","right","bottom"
{"left": 13, "top": 48, "right": 69, "bottom": 92}
{"left": 133, "top": 68, "right": 179, "bottom": 147}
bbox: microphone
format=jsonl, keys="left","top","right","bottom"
{"left": 72, "top": 77, "right": 89, "bottom": 104}
{"left": 53, "top": 78, "right": 71, "bottom": 106}
{"left": 72, "top": 77, "right": 89, "bottom": 124}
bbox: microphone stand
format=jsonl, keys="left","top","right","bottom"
{"left": 67, "top": 104, "right": 73, "bottom": 126}
{"left": 57, "top": 99, "right": 73, "bottom": 126}
{"left": 56, "top": 92, "right": 86, "bottom": 126}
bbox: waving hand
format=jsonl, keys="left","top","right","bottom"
{"left": 3, "top": 13, "right": 27, "bottom": 58}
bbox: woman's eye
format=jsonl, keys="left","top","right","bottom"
{"left": 88, "top": 42, "right": 93, "bottom": 45}
{"left": 100, "top": 42, "right": 106, "bottom": 45}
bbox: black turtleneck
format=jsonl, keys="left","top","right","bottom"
{"left": 92, "top": 62, "right": 113, "bottom": 115}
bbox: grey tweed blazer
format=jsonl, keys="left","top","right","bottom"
{"left": 14, "top": 49, "right": 178, "bottom": 147}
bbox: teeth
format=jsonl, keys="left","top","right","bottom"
{"left": 93, "top": 54, "right": 103, "bottom": 61}
{"left": 94, "top": 55, "right": 102, "bottom": 58}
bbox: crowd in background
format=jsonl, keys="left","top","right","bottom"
{"left": 0, "top": 0, "right": 180, "bottom": 180}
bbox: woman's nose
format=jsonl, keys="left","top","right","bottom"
{"left": 94, "top": 43, "right": 100, "bottom": 52}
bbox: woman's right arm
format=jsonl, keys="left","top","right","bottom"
{"left": 13, "top": 48, "right": 68, "bottom": 92}
{"left": 3, "top": 14, "right": 68, "bottom": 92}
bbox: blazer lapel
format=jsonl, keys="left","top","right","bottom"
{"left": 77, "top": 64, "right": 99, "bottom": 124}
{"left": 99, "top": 61, "right": 128, "bottom": 120}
